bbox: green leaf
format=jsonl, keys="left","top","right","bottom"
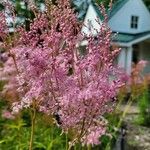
{"left": 0, "top": 140, "right": 6, "bottom": 144}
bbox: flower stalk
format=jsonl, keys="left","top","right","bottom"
{"left": 29, "top": 103, "right": 36, "bottom": 150}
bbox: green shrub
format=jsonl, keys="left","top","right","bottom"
{"left": 137, "top": 84, "right": 150, "bottom": 126}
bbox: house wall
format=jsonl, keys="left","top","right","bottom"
{"left": 118, "top": 46, "right": 133, "bottom": 74}
{"left": 118, "top": 47, "right": 127, "bottom": 69}
{"left": 81, "top": 4, "right": 102, "bottom": 36}
{"left": 109, "top": 0, "right": 150, "bottom": 34}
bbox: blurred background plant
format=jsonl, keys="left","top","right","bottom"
{"left": 137, "top": 83, "right": 150, "bottom": 126}
{"left": 130, "top": 60, "right": 150, "bottom": 126}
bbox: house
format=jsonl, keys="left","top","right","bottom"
{"left": 81, "top": 0, "right": 150, "bottom": 75}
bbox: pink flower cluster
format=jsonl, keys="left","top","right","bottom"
{"left": 2, "top": 109, "right": 15, "bottom": 119}
{"left": 0, "top": 0, "right": 127, "bottom": 146}
{"left": 131, "top": 60, "right": 148, "bottom": 84}
{"left": 0, "top": 53, "right": 19, "bottom": 102}
{"left": 0, "top": 12, "right": 7, "bottom": 39}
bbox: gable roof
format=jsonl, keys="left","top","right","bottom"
{"left": 84, "top": 0, "right": 150, "bottom": 45}
{"left": 89, "top": 0, "right": 130, "bottom": 20}
{"left": 91, "top": 3, "right": 104, "bottom": 20}
{"left": 109, "top": 0, "right": 129, "bottom": 19}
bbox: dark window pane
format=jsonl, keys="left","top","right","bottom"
{"left": 131, "top": 15, "right": 139, "bottom": 29}
{"left": 131, "top": 23, "right": 134, "bottom": 28}
{"left": 135, "top": 17, "right": 138, "bottom": 22}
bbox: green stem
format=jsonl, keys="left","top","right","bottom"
{"left": 117, "top": 100, "right": 133, "bottom": 129}
{"left": 87, "top": 144, "right": 91, "bottom": 150}
{"left": 67, "top": 138, "right": 77, "bottom": 150}
{"left": 65, "top": 134, "right": 68, "bottom": 150}
{"left": 29, "top": 107, "right": 36, "bottom": 150}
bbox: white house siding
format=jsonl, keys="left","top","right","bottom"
{"left": 81, "top": 4, "right": 102, "bottom": 36}
{"left": 126, "top": 46, "right": 133, "bottom": 74}
{"left": 118, "top": 47, "right": 127, "bottom": 69}
{"left": 109, "top": 0, "right": 150, "bottom": 34}
{"left": 118, "top": 47, "right": 133, "bottom": 74}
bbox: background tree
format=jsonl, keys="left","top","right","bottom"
{"left": 144, "top": 0, "right": 150, "bottom": 9}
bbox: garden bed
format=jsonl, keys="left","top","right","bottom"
{"left": 124, "top": 114, "right": 150, "bottom": 150}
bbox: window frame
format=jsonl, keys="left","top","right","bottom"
{"left": 130, "top": 15, "right": 139, "bottom": 29}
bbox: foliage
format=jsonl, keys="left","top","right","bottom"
{"left": 0, "top": 111, "right": 67, "bottom": 150}
{"left": 144, "top": 0, "right": 150, "bottom": 9}
{"left": 0, "top": 107, "right": 121, "bottom": 150}
{"left": 120, "top": 60, "right": 150, "bottom": 126}
{"left": 137, "top": 83, "right": 150, "bottom": 126}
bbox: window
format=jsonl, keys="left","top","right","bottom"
{"left": 78, "top": 45, "right": 87, "bottom": 56}
{"left": 87, "top": 20, "right": 93, "bottom": 31}
{"left": 131, "top": 16, "right": 139, "bottom": 29}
